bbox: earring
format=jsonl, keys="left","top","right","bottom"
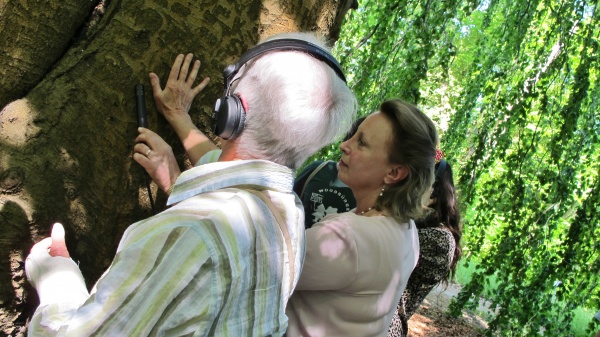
{"left": 379, "top": 186, "right": 385, "bottom": 197}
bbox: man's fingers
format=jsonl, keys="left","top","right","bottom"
{"left": 133, "top": 142, "right": 151, "bottom": 156}
{"left": 135, "top": 129, "right": 148, "bottom": 144}
{"left": 149, "top": 73, "right": 163, "bottom": 98}
{"left": 51, "top": 223, "right": 65, "bottom": 240}
{"left": 186, "top": 60, "right": 201, "bottom": 84}
{"left": 168, "top": 54, "right": 185, "bottom": 81}
{"left": 135, "top": 127, "right": 159, "bottom": 145}
{"left": 192, "top": 77, "right": 211, "bottom": 97}
{"left": 133, "top": 153, "right": 151, "bottom": 170}
{"left": 180, "top": 53, "right": 194, "bottom": 82}
{"left": 49, "top": 223, "right": 70, "bottom": 258}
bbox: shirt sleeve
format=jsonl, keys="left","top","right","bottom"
{"left": 195, "top": 149, "right": 222, "bottom": 166}
{"left": 295, "top": 216, "right": 358, "bottom": 291}
{"left": 27, "top": 223, "right": 216, "bottom": 337}
{"left": 416, "top": 227, "right": 455, "bottom": 284}
{"left": 25, "top": 253, "right": 89, "bottom": 308}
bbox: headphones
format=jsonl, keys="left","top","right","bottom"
{"left": 212, "top": 38, "right": 347, "bottom": 140}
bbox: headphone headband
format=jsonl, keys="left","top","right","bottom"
{"left": 222, "top": 38, "right": 347, "bottom": 85}
{"left": 213, "top": 38, "right": 347, "bottom": 140}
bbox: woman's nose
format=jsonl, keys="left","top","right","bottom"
{"left": 340, "top": 140, "right": 349, "bottom": 154}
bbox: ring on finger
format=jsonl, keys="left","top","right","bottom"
{"left": 145, "top": 149, "right": 152, "bottom": 156}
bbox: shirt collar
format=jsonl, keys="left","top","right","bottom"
{"left": 167, "top": 160, "right": 294, "bottom": 206}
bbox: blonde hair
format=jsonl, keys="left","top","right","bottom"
{"left": 375, "top": 99, "right": 438, "bottom": 222}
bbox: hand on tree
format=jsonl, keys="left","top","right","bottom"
{"left": 148, "top": 53, "right": 210, "bottom": 126}
{"left": 148, "top": 53, "right": 217, "bottom": 165}
{"left": 133, "top": 127, "right": 181, "bottom": 194}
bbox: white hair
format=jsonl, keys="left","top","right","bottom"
{"left": 233, "top": 32, "right": 358, "bottom": 169}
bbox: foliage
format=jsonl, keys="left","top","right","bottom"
{"left": 308, "top": 0, "right": 479, "bottom": 166}
{"left": 332, "top": 0, "right": 600, "bottom": 335}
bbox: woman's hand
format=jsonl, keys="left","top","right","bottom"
{"left": 133, "top": 127, "right": 181, "bottom": 194}
{"left": 149, "top": 53, "right": 210, "bottom": 125}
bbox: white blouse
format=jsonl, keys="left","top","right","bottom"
{"left": 286, "top": 212, "right": 420, "bottom": 337}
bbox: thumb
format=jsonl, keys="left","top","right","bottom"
{"left": 149, "top": 72, "right": 163, "bottom": 97}
{"left": 49, "top": 223, "right": 70, "bottom": 258}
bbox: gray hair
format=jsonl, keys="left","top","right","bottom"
{"left": 233, "top": 32, "right": 358, "bottom": 169}
{"left": 375, "top": 99, "right": 438, "bottom": 222}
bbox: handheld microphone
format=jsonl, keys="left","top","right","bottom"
{"left": 135, "top": 84, "right": 148, "bottom": 128}
{"left": 134, "top": 83, "right": 155, "bottom": 214}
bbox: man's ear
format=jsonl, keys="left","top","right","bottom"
{"left": 384, "top": 164, "right": 408, "bottom": 185}
{"left": 237, "top": 93, "right": 249, "bottom": 113}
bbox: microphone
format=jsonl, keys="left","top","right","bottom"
{"left": 135, "top": 84, "right": 148, "bottom": 128}
{"left": 134, "top": 83, "right": 155, "bottom": 214}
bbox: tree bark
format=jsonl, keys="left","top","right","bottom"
{"left": 0, "top": 0, "right": 99, "bottom": 108}
{"left": 0, "top": 0, "right": 354, "bottom": 334}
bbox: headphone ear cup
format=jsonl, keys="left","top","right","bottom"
{"left": 213, "top": 95, "right": 246, "bottom": 140}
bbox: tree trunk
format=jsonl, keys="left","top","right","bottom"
{"left": 0, "top": 0, "right": 98, "bottom": 108}
{"left": 0, "top": 0, "right": 354, "bottom": 334}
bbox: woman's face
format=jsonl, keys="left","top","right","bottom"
{"left": 338, "top": 112, "right": 398, "bottom": 193}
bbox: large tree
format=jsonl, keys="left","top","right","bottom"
{"left": 0, "top": 0, "right": 357, "bottom": 335}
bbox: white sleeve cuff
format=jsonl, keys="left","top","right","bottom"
{"left": 26, "top": 251, "right": 89, "bottom": 306}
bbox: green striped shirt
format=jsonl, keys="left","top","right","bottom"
{"left": 28, "top": 160, "right": 305, "bottom": 336}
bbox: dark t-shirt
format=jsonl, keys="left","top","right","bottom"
{"left": 293, "top": 160, "right": 357, "bottom": 228}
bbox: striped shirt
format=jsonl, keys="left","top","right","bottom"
{"left": 197, "top": 149, "right": 222, "bottom": 165}
{"left": 28, "top": 159, "right": 305, "bottom": 336}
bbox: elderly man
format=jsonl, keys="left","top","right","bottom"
{"left": 25, "top": 32, "right": 357, "bottom": 336}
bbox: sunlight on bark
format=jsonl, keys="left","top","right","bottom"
{"left": 0, "top": 98, "right": 40, "bottom": 146}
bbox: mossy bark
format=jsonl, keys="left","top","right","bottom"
{"left": 0, "top": 0, "right": 354, "bottom": 334}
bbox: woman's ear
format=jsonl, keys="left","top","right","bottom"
{"left": 384, "top": 164, "right": 408, "bottom": 184}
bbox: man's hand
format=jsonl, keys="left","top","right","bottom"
{"left": 49, "top": 223, "right": 70, "bottom": 257}
{"left": 27, "top": 223, "right": 72, "bottom": 288}
{"left": 147, "top": 53, "right": 218, "bottom": 166}
{"left": 149, "top": 53, "right": 210, "bottom": 124}
{"left": 29, "top": 223, "right": 70, "bottom": 258}
{"left": 26, "top": 223, "right": 88, "bottom": 306}
{"left": 133, "top": 127, "right": 181, "bottom": 194}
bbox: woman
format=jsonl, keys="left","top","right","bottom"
{"left": 286, "top": 99, "right": 439, "bottom": 337}
{"left": 387, "top": 158, "right": 462, "bottom": 337}
{"left": 293, "top": 117, "right": 365, "bottom": 228}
